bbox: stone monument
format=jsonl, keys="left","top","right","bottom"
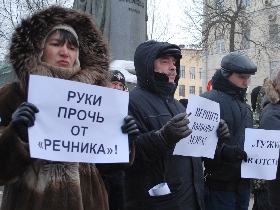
{"left": 73, "top": 0, "right": 147, "bottom": 61}
{"left": 73, "top": 0, "right": 111, "bottom": 39}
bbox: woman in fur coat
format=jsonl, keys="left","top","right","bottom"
{"left": 0, "top": 6, "right": 138, "bottom": 210}
{"left": 259, "top": 68, "right": 280, "bottom": 210}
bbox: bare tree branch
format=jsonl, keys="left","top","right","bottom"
{"left": 146, "top": 0, "right": 179, "bottom": 42}
{"left": 0, "top": 0, "right": 71, "bottom": 60}
{"left": 179, "top": 0, "right": 280, "bottom": 59}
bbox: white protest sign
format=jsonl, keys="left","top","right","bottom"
{"left": 173, "top": 94, "right": 220, "bottom": 158}
{"left": 242, "top": 128, "right": 280, "bottom": 180}
{"left": 28, "top": 75, "right": 129, "bottom": 163}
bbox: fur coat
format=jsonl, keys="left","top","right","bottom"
{"left": 0, "top": 6, "right": 134, "bottom": 210}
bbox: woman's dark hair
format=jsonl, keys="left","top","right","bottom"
{"left": 46, "top": 29, "right": 79, "bottom": 48}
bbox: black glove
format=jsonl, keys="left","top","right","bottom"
{"left": 220, "top": 144, "right": 247, "bottom": 163}
{"left": 12, "top": 102, "right": 39, "bottom": 142}
{"left": 157, "top": 113, "right": 192, "bottom": 147}
{"left": 121, "top": 115, "right": 140, "bottom": 142}
{"left": 217, "top": 119, "right": 230, "bottom": 146}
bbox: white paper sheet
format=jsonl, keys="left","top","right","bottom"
{"left": 242, "top": 128, "right": 280, "bottom": 180}
{"left": 173, "top": 94, "right": 220, "bottom": 158}
{"left": 28, "top": 75, "right": 129, "bottom": 163}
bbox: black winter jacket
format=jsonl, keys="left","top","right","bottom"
{"left": 124, "top": 41, "right": 204, "bottom": 210}
{"left": 201, "top": 70, "right": 252, "bottom": 192}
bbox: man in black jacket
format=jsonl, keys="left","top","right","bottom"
{"left": 123, "top": 41, "right": 229, "bottom": 210}
{"left": 201, "top": 52, "right": 257, "bottom": 210}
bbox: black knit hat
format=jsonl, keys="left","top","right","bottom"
{"left": 221, "top": 52, "right": 257, "bottom": 75}
{"left": 110, "top": 70, "right": 126, "bottom": 86}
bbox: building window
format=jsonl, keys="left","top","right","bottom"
{"left": 241, "top": 29, "right": 250, "bottom": 49}
{"left": 199, "top": 87, "right": 202, "bottom": 95}
{"left": 216, "top": 34, "right": 225, "bottom": 53}
{"left": 270, "top": 61, "right": 280, "bottom": 76}
{"left": 180, "top": 66, "right": 185, "bottom": 78}
{"left": 190, "top": 86, "right": 195, "bottom": 94}
{"left": 269, "top": 24, "right": 279, "bottom": 44}
{"left": 179, "top": 85, "right": 185, "bottom": 97}
{"left": 190, "top": 67, "right": 195, "bottom": 80}
{"left": 242, "top": 0, "right": 251, "bottom": 7}
{"left": 199, "top": 68, "right": 202, "bottom": 80}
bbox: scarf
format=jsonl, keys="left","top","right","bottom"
{"left": 212, "top": 70, "right": 247, "bottom": 101}
{"left": 154, "top": 72, "right": 176, "bottom": 99}
{"left": 34, "top": 61, "right": 81, "bottom": 79}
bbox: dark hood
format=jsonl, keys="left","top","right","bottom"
{"left": 134, "top": 41, "right": 181, "bottom": 95}
{"left": 9, "top": 6, "right": 110, "bottom": 93}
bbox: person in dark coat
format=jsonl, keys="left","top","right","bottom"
{"left": 201, "top": 52, "right": 257, "bottom": 210}
{"left": 250, "top": 80, "right": 268, "bottom": 210}
{"left": 259, "top": 68, "right": 280, "bottom": 210}
{"left": 251, "top": 86, "right": 262, "bottom": 112}
{"left": 123, "top": 40, "right": 230, "bottom": 210}
{"left": 103, "top": 70, "right": 127, "bottom": 210}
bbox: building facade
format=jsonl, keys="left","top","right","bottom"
{"left": 174, "top": 48, "right": 203, "bottom": 100}
{"left": 202, "top": 0, "right": 280, "bottom": 104}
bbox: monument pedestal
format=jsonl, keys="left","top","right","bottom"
{"left": 110, "top": 0, "right": 147, "bottom": 61}
{"left": 73, "top": 0, "right": 147, "bottom": 61}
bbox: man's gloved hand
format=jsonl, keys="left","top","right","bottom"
{"left": 217, "top": 119, "right": 230, "bottom": 146}
{"left": 220, "top": 144, "right": 247, "bottom": 163}
{"left": 12, "top": 102, "right": 39, "bottom": 142}
{"left": 157, "top": 113, "right": 192, "bottom": 147}
{"left": 121, "top": 115, "right": 140, "bottom": 142}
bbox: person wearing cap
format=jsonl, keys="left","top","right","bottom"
{"left": 108, "top": 70, "right": 126, "bottom": 91}
{"left": 103, "top": 70, "right": 127, "bottom": 210}
{"left": 123, "top": 40, "right": 230, "bottom": 210}
{"left": 0, "top": 6, "right": 139, "bottom": 210}
{"left": 201, "top": 52, "right": 257, "bottom": 210}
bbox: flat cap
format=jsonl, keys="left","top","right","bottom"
{"left": 157, "top": 47, "right": 182, "bottom": 59}
{"left": 221, "top": 52, "right": 257, "bottom": 74}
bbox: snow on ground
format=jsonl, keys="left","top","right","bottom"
{"left": 109, "top": 60, "right": 136, "bottom": 83}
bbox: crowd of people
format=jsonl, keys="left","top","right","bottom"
{"left": 0, "top": 5, "right": 279, "bottom": 210}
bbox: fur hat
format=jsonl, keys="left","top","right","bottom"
{"left": 9, "top": 6, "right": 110, "bottom": 94}
{"left": 264, "top": 68, "right": 280, "bottom": 104}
